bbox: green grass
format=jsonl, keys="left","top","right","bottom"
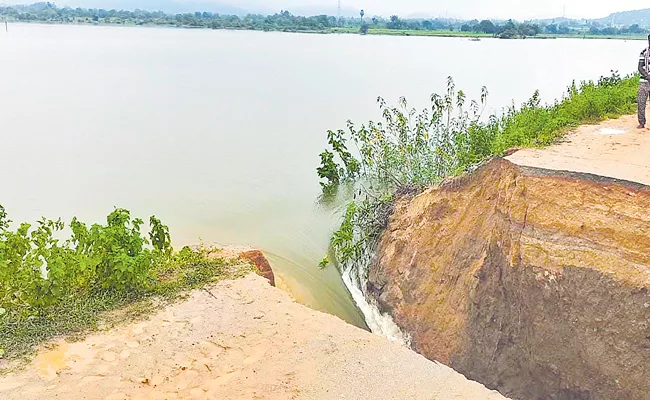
{"left": 331, "top": 27, "right": 491, "bottom": 37}
{"left": 537, "top": 33, "right": 648, "bottom": 40}
{"left": 329, "top": 27, "right": 648, "bottom": 40}
{"left": 482, "top": 73, "right": 639, "bottom": 158}
{"left": 0, "top": 208, "right": 260, "bottom": 362}
{"left": 0, "top": 246, "right": 254, "bottom": 364}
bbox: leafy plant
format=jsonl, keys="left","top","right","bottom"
{"left": 0, "top": 208, "right": 174, "bottom": 320}
{"left": 149, "top": 215, "right": 172, "bottom": 257}
{"left": 318, "top": 77, "right": 489, "bottom": 194}
{"left": 0, "top": 206, "right": 253, "bottom": 360}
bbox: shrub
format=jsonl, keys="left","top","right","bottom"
{"left": 0, "top": 206, "right": 250, "bottom": 360}
{"left": 0, "top": 207, "right": 167, "bottom": 319}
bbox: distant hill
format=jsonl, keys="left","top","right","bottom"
{"left": 287, "top": 5, "right": 360, "bottom": 17}
{"left": 592, "top": 8, "right": 650, "bottom": 27}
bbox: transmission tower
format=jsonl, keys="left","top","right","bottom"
{"left": 337, "top": 0, "right": 341, "bottom": 26}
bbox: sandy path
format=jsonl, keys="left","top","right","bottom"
{"left": 0, "top": 274, "right": 505, "bottom": 400}
{"left": 506, "top": 110, "right": 650, "bottom": 185}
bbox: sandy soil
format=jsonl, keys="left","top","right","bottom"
{"left": 0, "top": 274, "right": 505, "bottom": 400}
{"left": 506, "top": 111, "right": 650, "bottom": 185}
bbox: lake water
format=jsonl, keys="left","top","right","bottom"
{"left": 0, "top": 24, "right": 643, "bottom": 327}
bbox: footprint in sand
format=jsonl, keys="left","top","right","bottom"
{"left": 205, "top": 370, "right": 241, "bottom": 394}
{"left": 198, "top": 340, "right": 226, "bottom": 359}
{"left": 243, "top": 339, "right": 272, "bottom": 365}
{"left": 172, "top": 368, "right": 200, "bottom": 391}
{"left": 102, "top": 352, "right": 118, "bottom": 362}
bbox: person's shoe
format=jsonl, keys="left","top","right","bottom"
{"left": 638, "top": 124, "right": 646, "bottom": 129}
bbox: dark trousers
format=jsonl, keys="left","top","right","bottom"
{"left": 638, "top": 81, "right": 650, "bottom": 125}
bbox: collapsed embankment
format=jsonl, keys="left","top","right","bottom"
{"left": 0, "top": 249, "right": 505, "bottom": 400}
{"left": 368, "top": 158, "right": 650, "bottom": 399}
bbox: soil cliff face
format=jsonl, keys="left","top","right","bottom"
{"left": 368, "top": 159, "right": 650, "bottom": 400}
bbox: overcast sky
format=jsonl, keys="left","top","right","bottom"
{"left": 229, "top": 0, "right": 650, "bottom": 19}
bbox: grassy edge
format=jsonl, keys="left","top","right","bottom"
{"left": 330, "top": 27, "right": 649, "bottom": 40}
{"left": 0, "top": 247, "right": 257, "bottom": 370}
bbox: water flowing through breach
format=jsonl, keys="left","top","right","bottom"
{"left": 339, "top": 253, "right": 411, "bottom": 346}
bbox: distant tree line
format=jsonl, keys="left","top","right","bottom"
{"left": 459, "top": 18, "right": 648, "bottom": 38}
{"left": 588, "top": 23, "right": 647, "bottom": 36}
{"left": 1, "top": 2, "right": 648, "bottom": 38}
{"left": 459, "top": 19, "right": 542, "bottom": 38}
{"left": 0, "top": 3, "right": 341, "bottom": 31}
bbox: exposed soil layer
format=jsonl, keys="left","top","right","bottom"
{"left": 368, "top": 158, "right": 650, "bottom": 400}
{"left": 240, "top": 249, "right": 276, "bottom": 286}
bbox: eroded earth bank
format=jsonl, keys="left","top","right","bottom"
{"left": 368, "top": 115, "right": 650, "bottom": 400}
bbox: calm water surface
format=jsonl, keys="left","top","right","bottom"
{"left": 0, "top": 24, "right": 643, "bottom": 326}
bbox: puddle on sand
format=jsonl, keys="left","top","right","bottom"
{"left": 35, "top": 343, "right": 70, "bottom": 378}
{"left": 599, "top": 127, "right": 626, "bottom": 135}
{"left": 34, "top": 341, "right": 98, "bottom": 379}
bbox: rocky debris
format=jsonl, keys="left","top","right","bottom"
{"left": 369, "top": 158, "right": 650, "bottom": 399}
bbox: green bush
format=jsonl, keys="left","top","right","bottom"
{"left": 0, "top": 206, "right": 250, "bottom": 360}
{"left": 0, "top": 207, "right": 169, "bottom": 319}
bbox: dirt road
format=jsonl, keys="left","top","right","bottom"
{"left": 506, "top": 112, "right": 650, "bottom": 185}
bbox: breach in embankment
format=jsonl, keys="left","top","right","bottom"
{"left": 315, "top": 71, "right": 650, "bottom": 399}
{"left": 367, "top": 152, "right": 650, "bottom": 398}
{"left": 0, "top": 206, "right": 505, "bottom": 399}
{"left": 368, "top": 110, "right": 650, "bottom": 399}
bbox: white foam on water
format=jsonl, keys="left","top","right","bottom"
{"left": 599, "top": 128, "right": 626, "bottom": 135}
{"left": 341, "top": 263, "right": 411, "bottom": 346}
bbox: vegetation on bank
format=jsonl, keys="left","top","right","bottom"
{"left": 1, "top": 3, "right": 649, "bottom": 39}
{"left": 0, "top": 206, "right": 252, "bottom": 361}
{"left": 317, "top": 72, "right": 638, "bottom": 274}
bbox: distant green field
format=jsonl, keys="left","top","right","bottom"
{"left": 330, "top": 27, "right": 490, "bottom": 37}
{"left": 329, "top": 27, "right": 648, "bottom": 41}
{"left": 541, "top": 33, "right": 647, "bottom": 40}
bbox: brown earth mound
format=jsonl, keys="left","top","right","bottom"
{"left": 368, "top": 158, "right": 650, "bottom": 400}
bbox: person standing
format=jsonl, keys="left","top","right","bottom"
{"left": 638, "top": 34, "right": 650, "bottom": 129}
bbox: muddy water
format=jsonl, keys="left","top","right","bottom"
{"left": 0, "top": 23, "right": 643, "bottom": 326}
